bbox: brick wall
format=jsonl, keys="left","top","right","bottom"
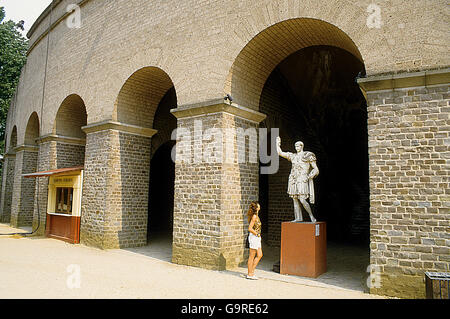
{"left": 172, "top": 109, "right": 261, "bottom": 270}
{"left": 54, "top": 95, "right": 87, "bottom": 138}
{"left": 1, "top": 0, "right": 448, "bottom": 300}
{"left": 10, "top": 149, "right": 38, "bottom": 227}
{"left": 32, "top": 141, "right": 56, "bottom": 235}
{"left": 364, "top": 80, "right": 449, "bottom": 298}
{"left": 81, "top": 129, "right": 151, "bottom": 249}
{"left": 56, "top": 143, "right": 85, "bottom": 168}
{"left": 172, "top": 113, "right": 225, "bottom": 269}
{"left": 6, "top": 0, "right": 448, "bottom": 144}
{"left": 0, "top": 155, "right": 16, "bottom": 223}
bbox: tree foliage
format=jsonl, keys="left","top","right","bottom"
{"left": 0, "top": 7, "right": 28, "bottom": 153}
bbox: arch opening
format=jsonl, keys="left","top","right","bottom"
{"left": 53, "top": 94, "right": 87, "bottom": 169}
{"left": 25, "top": 112, "right": 40, "bottom": 146}
{"left": 113, "top": 67, "right": 177, "bottom": 251}
{"left": 147, "top": 86, "right": 177, "bottom": 245}
{"left": 15, "top": 112, "right": 41, "bottom": 227}
{"left": 9, "top": 126, "right": 17, "bottom": 151}
{"left": 229, "top": 19, "right": 370, "bottom": 291}
{"left": 114, "top": 67, "right": 175, "bottom": 129}
{"left": 54, "top": 94, "right": 87, "bottom": 139}
{"left": 225, "top": 18, "right": 364, "bottom": 111}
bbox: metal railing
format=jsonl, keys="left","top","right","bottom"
{"left": 425, "top": 272, "right": 450, "bottom": 299}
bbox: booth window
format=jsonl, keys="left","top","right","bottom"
{"left": 55, "top": 187, "right": 73, "bottom": 214}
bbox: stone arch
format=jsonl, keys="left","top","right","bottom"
{"left": 24, "top": 112, "right": 40, "bottom": 146}
{"left": 9, "top": 126, "right": 17, "bottom": 151}
{"left": 111, "top": 66, "right": 178, "bottom": 244}
{"left": 224, "top": 18, "right": 364, "bottom": 110}
{"left": 151, "top": 86, "right": 177, "bottom": 157}
{"left": 80, "top": 65, "right": 178, "bottom": 248}
{"left": 54, "top": 94, "right": 87, "bottom": 139}
{"left": 52, "top": 94, "right": 87, "bottom": 170}
{"left": 225, "top": 17, "right": 370, "bottom": 265}
{"left": 147, "top": 85, "right": 177, "bottom": 242}
{"left": 10, "top": 112, "right": 40, "bottom": 228}
{"left": 113, "top": 66, "right": 176, "bottom": 129}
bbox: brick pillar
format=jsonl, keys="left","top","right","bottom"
{"left": 171, "top": 102, "right": 266, "bottom": 270}
{"left": 10, "top": 146, "right": 39, "bottom": 227}
{"left": 358, "top": 69, "right": 450, "bottom": 298}
{"left": 0, "top": 152, "right": 16, "bottom": 223}
{"left": 80, "top": 121, "right": 156, "bottom": 249}
{"left": 32, "top": 137, "right": 57, "bottom": 236}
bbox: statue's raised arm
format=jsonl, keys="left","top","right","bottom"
{"left": 276, "top": 136, "right": 291, "bottom": 161}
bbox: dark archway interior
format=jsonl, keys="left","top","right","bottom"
{"left": 147, "top": 87, "right": 177, "bottom": 242}
{"left": 147, "top": 140, "right": 175, "bottom": 239}
{"left": 259, "top": 45, "right": 369, "bottom": 245}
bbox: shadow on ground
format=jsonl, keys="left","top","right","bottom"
{"left": 1, "top": 223, "right": 370, "bottom": 292}
{"left": 123, "top": 232, "right": 370, "bottom": 293}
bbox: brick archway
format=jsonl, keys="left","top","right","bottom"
{"left": 9, "top": 126, "right": 17, "bottom": 151}
{"left": 10, "top": 112, "right": 40, "bottom": 227}
{"left": 25, "top": 112, "right": 40, "bottom": 146}
{"left": 113, "top": 66, "right": 175, "bottom": 129}
{"left": 224, "top": 18, "right": 370, "bottom": 278}
{"left": 54, "top": 94, "right": 87, "bottom": 140}
{"left": 80, "top": 66, "right": 177, "bottom": 249}
{"left": 224, "top": 18, "right": 364, "bottom": 111}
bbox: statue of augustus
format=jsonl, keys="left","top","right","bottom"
{"left": 276, "top": 136, "right": 319, "bottom": 223}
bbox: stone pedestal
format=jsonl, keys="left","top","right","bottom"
{"left": 280, "top": 221, "right": 326, "bottom": 278}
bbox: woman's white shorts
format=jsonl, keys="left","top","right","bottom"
{"left": 248, "top": 233, "right": 262, "bottom": 250}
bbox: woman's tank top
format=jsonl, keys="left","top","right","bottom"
{"left": 253, "top": 215, "right": 262, "bottom": 236}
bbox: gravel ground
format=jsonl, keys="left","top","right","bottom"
{"left": 0, "top": 223, "right": 385, "bottom": 299}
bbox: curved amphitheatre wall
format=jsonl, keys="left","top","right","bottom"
{"left": 2, "top": 0, "right": 449, "bottom": 298}
{"left": 5, "top": 0, "right": 449, "bottom": 148}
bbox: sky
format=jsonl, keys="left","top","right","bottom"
{"left": 0, "top": 0, "right": 53, "bottom": 37}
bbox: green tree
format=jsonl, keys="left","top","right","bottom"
{"left": 0, "top": 6, "right": 28, "bottom": 154}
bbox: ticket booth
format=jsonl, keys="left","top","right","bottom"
{"left": 24, "top": 166, "right": 83, "bottom": 244}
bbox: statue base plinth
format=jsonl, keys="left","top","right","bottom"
{"left": 280, "top": 221, "right": 327, "bottom": 278}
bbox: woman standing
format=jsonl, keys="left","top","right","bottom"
{"left": 247, "top": 201, "right": 263, "bottom": 280}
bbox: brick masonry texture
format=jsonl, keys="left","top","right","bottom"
{"left": 10, "top": 150, "right": 38, "bottom": 227}
{"left": 28, "top": 139, "right": 84, "bottom": 235}
{"left": 56, "top": 143, "right": 85, "bottom": 168}
{"left": 0, "top": 156, "right": 16, "bottom": 223}
{"left": 4, "top": 0, "right": 449, "bottom": 146}
{"left": 32, "top": 141, "right": 54, "bottom": 236}
{"left": 172, "top": 112, "right": 259, "bottom": 270}
{"left": 81, "top": 129, "right": 151, "bottom": 249}
{"left": 366, "top": 84, "right": 449, "bottom": 298}
{"left": 0, "top": 0, "right": 448, "bottom": 299}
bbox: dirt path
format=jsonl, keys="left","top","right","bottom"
{"left": 0, "top": 223, "right": 385, "bottom": 299}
